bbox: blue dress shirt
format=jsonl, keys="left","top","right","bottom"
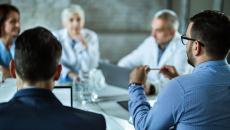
{"left": 0, "top": 40, "right": 15, "bottom": 68}
{"left": 129, "top": 60, "right": 230, "bottom": 130}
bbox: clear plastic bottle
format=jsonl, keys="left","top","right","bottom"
{"left": 78, "top": 59, "right": 93, "bottom": 104}
{"left": 79, "top": 70, "right": 92, "bottom": 104}
{"left": 72, "top": 78, "right": 82, "bottom": 106}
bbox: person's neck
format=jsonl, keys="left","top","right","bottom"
{"left": 194, "top": 55, "right": 224, "bottom": 66}
{"left": 158, "top": 44, "right": 166, "bottom": 49}
{"left": 158, "top": 37, "right": 172, "bottom": 49}
{"left": 16, "top": 79, "right": 54, "bottom": 90}
{"left": 1, "top": 35, "right": 13, "bottom": 49}
{"left": 158, "top": 42, "right": 169, "bottom": 49}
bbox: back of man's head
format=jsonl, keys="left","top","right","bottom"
{"left": 15, "top": 27, "right": 62, "bottom": 82}
{"left": 190, "top": 10, "right": 230, "bottom": 59}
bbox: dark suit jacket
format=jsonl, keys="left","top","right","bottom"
{"left": 0, "top": 88, "right": 106, "bottom": 130}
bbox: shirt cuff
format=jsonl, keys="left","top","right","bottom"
{"left": 128, "top": 85, "right": 146, "bottom": 101}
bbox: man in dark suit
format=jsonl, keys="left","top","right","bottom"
{"left": 0, "top": 27, "right": 106, "bottom": 130}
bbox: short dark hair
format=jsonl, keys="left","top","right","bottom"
{"left": 0, "top": 4, "right": 20, "bottom": 37}
{"left": 190, "top": 10, "right": 230, "bottom": 59}
{"left": 15, "top": 27, "right": 62, "bottom": 82}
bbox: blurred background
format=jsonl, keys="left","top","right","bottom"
{"left": 1, "top": 0, "right": 230, "bottom": 63}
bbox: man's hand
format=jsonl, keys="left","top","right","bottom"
{"left": 78, "top": 35, "right": 88, "bottom": 49}
{"left": 72, "top": 34, "right": 88, "bottom": 49}
{"left": 160, "top": 65, "right": 179, "bottom": 79}
{"left": 129, "top": 66, "right": 149, "bottom": 85}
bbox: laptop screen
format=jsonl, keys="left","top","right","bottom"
{"left": 52, "top": 86, "right": 73, "bottom": 107}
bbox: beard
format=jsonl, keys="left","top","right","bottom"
{"left": 187, "top": 56, "right": 195, "bottom": 67}
{"left": 186, "top": 44, "right": 195, "bottom": 67}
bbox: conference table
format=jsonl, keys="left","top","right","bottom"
{"left": 0, "top": 78, "right": 135, "bottom": 130}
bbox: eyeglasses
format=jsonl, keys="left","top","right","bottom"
{"left": 181, "top": 34, "right": 205, "bottom": 46}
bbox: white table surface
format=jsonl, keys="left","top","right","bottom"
{"left": 0, "top": 78, "right": 17, "bottom": 102}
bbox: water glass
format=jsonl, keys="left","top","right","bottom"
{"left": 72, "top": 70, "right": 93, "bottom": 105}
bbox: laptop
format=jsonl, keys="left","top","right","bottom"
{"left": 52, "top": 86, "right": 73, "bottom": 107}
{"left": 98, "top": 62, "right": 131, "bottom": 88}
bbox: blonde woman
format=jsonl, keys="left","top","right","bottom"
{"left": 53, "top": 5, "right": 99, "bottom": 83}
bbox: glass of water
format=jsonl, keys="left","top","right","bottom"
{"left": 72, "top": 70, "right": 93, "bottom": 105}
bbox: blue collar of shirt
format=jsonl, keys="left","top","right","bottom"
{"left": 193, "top": 59, "right": 228, "bottom": 73}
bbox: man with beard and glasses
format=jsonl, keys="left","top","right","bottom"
{"left": 128, "top": 10, "right": 230, "bottom": 130}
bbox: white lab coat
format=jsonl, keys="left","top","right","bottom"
{"left": 118, "top": 32, "right": 193, "bottom": 93}
{"left": 53, "top": 28, "right": 100, "bottom": 82}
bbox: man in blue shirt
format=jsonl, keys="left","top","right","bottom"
{"left": 128, "top": 10, "right": 230, "bottom": 130}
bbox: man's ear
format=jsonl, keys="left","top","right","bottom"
{"left": 54, "top": 64, "right": 62, "bottom": 81}
{"left": 9, "top": 60, "right": 16, "bottom": 78}
{"left": 193, "top": 41, "right": 202, "bottom": 56}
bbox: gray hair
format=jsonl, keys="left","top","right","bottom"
{"left": 154, "top": 9, "right": 179, "bottom": 30}
{"left": 61, "top": 4, "right": 85, "bottom": 26}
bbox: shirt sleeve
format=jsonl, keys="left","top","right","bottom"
{"left": 78, "top": 31, "right": 100, "bottom": 71}
{"left": 86, "top": 32, "right": 100, "bottom": 69}
{"left": 128, "top": 79, "right": 185, "bottom": 130}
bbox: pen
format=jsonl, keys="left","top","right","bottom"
{"left": 146, "top": 68, "right": 161, "bottom": 71}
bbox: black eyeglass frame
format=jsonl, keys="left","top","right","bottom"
{"left": 181, "top": 34, "right": 205, "bottom": 46}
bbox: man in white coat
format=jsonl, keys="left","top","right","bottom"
{"left": 118, "top": 9, "right": 191, "bottom": 94}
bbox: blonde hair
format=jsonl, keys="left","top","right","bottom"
{"left": 61, "top": 4, "right": 85, "bottom": 27}
{"left": 154, "top": 9, "right": 179, "bottom": 31}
